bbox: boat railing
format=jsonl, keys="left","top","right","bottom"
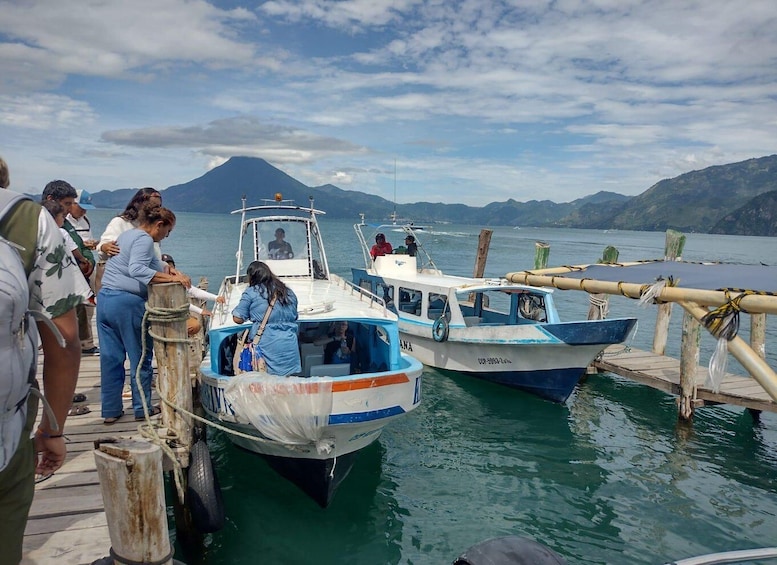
{"left": 330, "top": 273, "right": 390, "bottom": 314}
{"left": 353, "top": 220, "right": 439, "bottom": 272}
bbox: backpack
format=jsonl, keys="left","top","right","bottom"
{"left": 0, "top": 191, "right": 39, "bottom": 472}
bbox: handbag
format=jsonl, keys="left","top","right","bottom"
{"left": 233, "top": 294, "right": 277, "bottom": 374}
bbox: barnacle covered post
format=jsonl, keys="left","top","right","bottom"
{"left": 679, "top": 308, "right": 702, "bottom": 420}
{"left": 653, "top": 230, "right": 685, "bottom": 355}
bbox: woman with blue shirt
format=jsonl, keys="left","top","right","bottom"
{"left": 97, "top": 203, "right": 190, "bottom": 424}
{"left": 232, "top": 261, "right": 301, "bottom": 376}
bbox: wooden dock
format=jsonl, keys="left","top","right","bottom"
{"left": 22, "top": 354, "right": 157, "bottom": 565}
{"left": 594, "top": 345, "right": 776, "bottom": 413}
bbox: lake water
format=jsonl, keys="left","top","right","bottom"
{"left": 88, "top": 209, "right": 777, "bottom": 565}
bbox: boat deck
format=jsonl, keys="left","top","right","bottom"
{"left": 594, "top": 345, "right": 776, "bottom": 413}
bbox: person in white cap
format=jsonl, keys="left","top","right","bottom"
{"left": 67, "top": 189, "right": 100, "bottom": 356}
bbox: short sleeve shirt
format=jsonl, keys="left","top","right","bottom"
{"left": 30, "top": 209, "right": 91, "bottom": 319}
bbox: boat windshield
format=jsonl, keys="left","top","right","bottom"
{"left": 247, "top": 218, "right": 326, "bottom": 279}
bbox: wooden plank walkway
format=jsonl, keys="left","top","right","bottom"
{"left": 594, "top": 345, "right": 776, "bottom": 413}
{"left": 22, "top": 354, "right": 159, "bottom": 565}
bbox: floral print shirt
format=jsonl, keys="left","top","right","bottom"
{"left": 30, "top": 209, "right": 90, "bottom": 319}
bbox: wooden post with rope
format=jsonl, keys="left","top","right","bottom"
{"left": 93, "top": 439, "right": 174, "bottom": 565}
{"left": 653, "top": 229, "right": 686, "bottom": 355}
{"left": 678, "top": 310, "right": 702, "bottom": 420}
{"left": 587, "top": 246, "right": 618, "bottom": 320}
{"left": 147, "top": 282, "right": 193, "bottom": 468}
{"left": 749, "top": 313, "right": 766, "bottom": 420}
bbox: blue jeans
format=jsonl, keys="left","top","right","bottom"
{"left": 97, "top": 288, "right": 153, "bottom": 419}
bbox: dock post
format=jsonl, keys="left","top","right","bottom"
{"left": 534, "top": 241, "right": 550, "bottom": 270}
{"left": 587, "top": 246, "right": 618, "bottom": 320}
{"left": 678, "top": 311, "right": 702, "bottom": 420}
{"left": 148, "top": 283, "right": 193, "bottom": 469}
{"left": 94, "top": 439, "right": 173, "bottom": 565}
{"left": 653, "top": 229, "right": 686, "bottom": 355}
{"left": 473, "top": 229, "right": 493, "bottom": 277}
{"left": 749, "top": 313, "right": 766, "bottom": 420}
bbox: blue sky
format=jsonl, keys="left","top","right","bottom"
{"left": 1, "top": 0, "right": 776, "bottom": 206}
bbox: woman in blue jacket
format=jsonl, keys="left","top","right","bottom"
{"left": 232, "top": 261, "right": 301, "bottom": 376}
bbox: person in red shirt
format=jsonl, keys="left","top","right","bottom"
{"left": 370, "top": 233, "right": 393, "bottom": 259}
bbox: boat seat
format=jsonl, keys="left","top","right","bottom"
{"left": 309, "top": 363, "right": 350, "bottom": 377}
{"left": 303, "top": 354, "right": 324, "bottom": 376}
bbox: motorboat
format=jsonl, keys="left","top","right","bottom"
{"left": 351, "top": 222, "right": 636, "bottom": 403}
{"left": 199, "top": 196, "right": 423, "bottom": 507}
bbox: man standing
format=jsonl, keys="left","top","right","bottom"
{"left": 0, "top": 157, "right": 86, "bottom": 563}
{"left": 67, "top": 189, "right": 99, "bottom": 355}
{"left": 42, "top": 180, "right": 98, "bottom": 356}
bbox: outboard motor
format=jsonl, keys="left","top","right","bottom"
{"left": 453, "top": 536, "right": 568, "bottom": 565}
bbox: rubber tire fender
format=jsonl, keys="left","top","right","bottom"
{"left": 432, "top": 316, "right": 449, "bottom": 342}
{"left": 187, "top": 438, "right": 225, "bottom": 533}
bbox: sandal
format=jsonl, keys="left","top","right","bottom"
{"left": 135, "top": 405, "right": 161, "bottom": 421}
{"left": 103, "top": 411, "right": 124, "bottom": 425}
{"left": 68, "top": 405, "right": 91, "bottom": 416}
{"left": 72, "top": 393, "right": 87, "bottom": 403}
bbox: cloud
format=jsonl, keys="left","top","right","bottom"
{"left": 101, "top": 116, "right": 369, "bottom": 163}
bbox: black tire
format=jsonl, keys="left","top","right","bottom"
{"left": 432, "top": 316, "right": 449, "bottom": 342}
{"left": 187, "top": 439, "right": 225, "bottom": 533}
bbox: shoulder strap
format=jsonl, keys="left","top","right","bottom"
{"left": 0, "top": 191, "right": 38, "bottom": 275}
{"left": 252, "top": 294, "right": 278, "bottom": 344}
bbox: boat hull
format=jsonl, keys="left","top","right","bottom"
{"left": 397, "top": 318, "right": 636, "bottom": 403}
{"left": 199, "top": 362, "right": 422, "bottom": 504}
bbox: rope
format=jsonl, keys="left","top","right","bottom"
{"left": 136, "top": 300, "right": 314, "bottom": 502}
{"left": 588, "top": 293, "right": 609, "bottom": 319}
{"left": 700, "top": 290, "right": 755, "bottom": 340}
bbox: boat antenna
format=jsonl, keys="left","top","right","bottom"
{"left": 392, "top": 158, "right": 397, "bottom": 224}
{"left": 235, "top": 194, "right": 247, "bottom": 282}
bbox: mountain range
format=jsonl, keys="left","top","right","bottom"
{"left": 89, "top": 154, "right": 777, "bottom": 236}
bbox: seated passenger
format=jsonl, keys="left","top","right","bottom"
{"left": 370, "top": 233, "right": 393, "bottom": 259}
{"left": 324, "top": 321, "right": 356, "bottom": 365}
{"left": 268, "top": 228, "right": 293, "bottom": 259}
{"left": 404, "top": 235, "right": 418, "bottom": 256}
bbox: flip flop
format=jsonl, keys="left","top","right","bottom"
{"left": 68, "top": 405, "right": 91, "bottom": 416}
{"left": 135, "top": 405, "right": 162, "bottom": 421}
{"left": 103, "top": 411, "right": 124, "bottom": 425}
{"left": 72, "top": 393, "right": 87, "bottom": 403}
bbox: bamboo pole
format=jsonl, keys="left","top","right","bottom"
{"left": 678, "top": 311, "right": 701, "bottom": 420}
{"left": 148, "top": 283, "right": 193, "bottom": 468}
{"left": 678, "top": 301, "right": 777, "bottom": 403}
{"left": 534, "top": 241, "right": 550, "bottom": 270}
{"left": 473, "top": 229, "right": 493, "bottom": 278}
{"left": 94, "top": 439, "right": 173, "bottom": 565}
{"left": 653, "top": 230, "right": 686, "bottom": 355}
{"left": 502, "top": 272, "right": 777, "bottom": 315}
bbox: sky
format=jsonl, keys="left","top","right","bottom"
{"left": 1, "top": 0, "right": 776, "bottom": 206}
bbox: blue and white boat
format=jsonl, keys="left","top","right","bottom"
{"left": 352, "top": 223, "right": 637, "bottom": 403}
{"left": 199, "top": 196, "right": 423, "bottom": 507}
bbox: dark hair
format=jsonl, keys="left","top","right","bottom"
{"left": 246, "top": 260, "right": 292, "bottom": 305}
{"left": 376, "top": 233, "right": 385, "bottom": 241}
{"left": 138, "top": 202, "right": 175, "bottom": 227}
{"left": 41, "top": 199, "right": 64, "bottom": 218}
{"left": 120, "top": 187, "right": 162, "bottom": 222}
{"left": 0, "top": 156, "right": 9, "bottom": 189}
{"left": 405, "top": 235, "right": 415, "bottom": 242}
{"left": 42, "top": 179, "right": 77, "bottom": 201}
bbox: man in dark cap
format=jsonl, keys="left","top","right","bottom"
{"left": 405, "top": 234, "right": 418, "bottom": 257}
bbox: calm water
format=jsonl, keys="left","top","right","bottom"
{"left": 89, "top": 210, "right": 777, "bottom": 564}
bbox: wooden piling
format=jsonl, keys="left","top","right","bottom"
{"left": 534, "top": 241, "right": 550, "bottom": 270}
{"left": 147, "top": 283, "right": 193, "bottom": 468}
{"left": 679, "top": 310, "right": 702, "bottom": 420}
{"left": 587, "top": 246, "right": 618, "bottom": 320}
{"left": 93, "top": 439, "right": 173, "bottom": 565}
{"left": 653, "top": 230, "right": 686, "bottom": 355}
{"left": 473, "top": 229, "right": 493, "bottom": 278}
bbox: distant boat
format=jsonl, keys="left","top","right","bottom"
{"left": 200, "top": 196, "right": 423, "bottom": 507}
{"left": 351, "top": 223, "right": 637, "bottom": 403}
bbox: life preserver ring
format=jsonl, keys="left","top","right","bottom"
{"left": 432, "top": 316, "right": 449, "bottom": 342}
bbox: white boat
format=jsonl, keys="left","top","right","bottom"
{"left": 199, "top": 197, "right": 423, "bottom": 507}
{"left": 351, "top": 223, "right": 637, "bottom": 403}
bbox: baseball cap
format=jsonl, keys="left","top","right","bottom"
{"left": 75, "top": 189, "right": 95, "bottom": 209}
{"left": 161, "top": 253, "right": 175, "bottom": 265}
